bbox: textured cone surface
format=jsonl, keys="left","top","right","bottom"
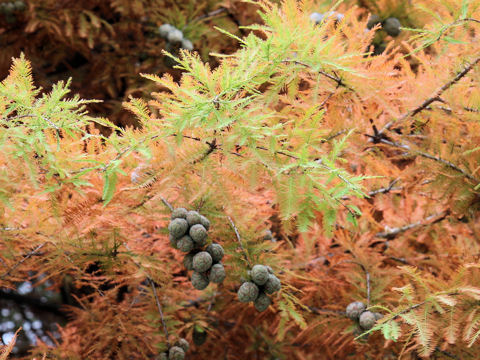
{"left": 254, "top": 292, "right": 271, "bottom": 312}
{"left": 193, "top": 237, "right": 206, "bottom": 248}
{"left": 177, "top": 235, "right": 194, "bottom": 253}
{"left": 190, "top": 224, "right": 207, "bottom": 244}
{"left": 168, "top": 218, "right": 188, "bottom": 239}
{"left": 209, "top": 263, "right": 226, "bottom": 283}
{"left": 168, "top": 346, "right": 185, "bottom": 360}
{"left": 346, "top": 301, "right": 366, "bottom": 320}
{"left": 181, "top": 39, "right": 194, "bottom": 51}
{"left": 15, "top": 1, "right": 26, "bottom": 11}
{"left": 373, "top": 43, "right": 386, "bottom": 56}
{"left": 251, "top": 265, "right": 269, "bottom": 286}
{"left": 159, "top": 24, "right": 174, "bottom": 38}
{"left": 373, "top": 312, "right": 384, "bottom": 321}
{"left": 323, "top": 11, "right": 343, "bottom": 23}
{"left": 264, "top": 274, "right": 281, "bottom": 294}
{"left": 359, "top": 311, "right": 377, "bottom": 330}
{"left": 334, "top": 12, "right": 344, "bottom": 22}
{"left": 183, "top": 253, "right": 194, "bottom": 271}
{"left": 192, "top": 252, "right": 213, "bottom": 273}
{"left": 199, "top": 215, "right": 210, "bottom": 230}
{"left": 186, "top": 211, "right": 202, "bottom": 226}
{"left": 171, "top": 207, "right": 188, "bottom": 220}
{"left": 130, "top": 169, "right": 141, "bottom": 184}
{"left": 175, "top": 338, "right": 189, "bottom": 353}
{"left": 4, "top": 3, "right": 14, "bottom": 13}
{"left": 384, "top": 17, "right": 401, "bottom": 37}
{"left": 309, "top": 12, "right": 323, "bottom": 24}
{"left": 263, "top": 230, "right": 274, "bottom": 241}
{"left": 367, "top": 14, "right": 381, "bottom": 29}
{"left": 206, "top": 243, "right": 224, "bottom": 263}
{"left": 157, "top": 352, "right": 168, "bottom": 360}
{"left": 191, "top": 271, "right": 209, "bottom": 290}
{"left": 237, "top": 281, "right": 259, "bottom": 303}
{"left": 169, "top": 234, "right": 178, "bottom": 249}
{"left": 167, "top": 29, "right": 183, "bottom": 43}
{"left": 193, "top": 328, "right": 207, "bottom": 346}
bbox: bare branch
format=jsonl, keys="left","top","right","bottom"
{"left": 391, "top": 291, "right": 461, "bottom": 321}
{"left": 376, "top": 138, "right": 479, "bottom": 183}
{"left": 435, "top": 347, "right": 458, "bottom": 359}
{"left": 148, "top": 278, "right": 170, "bottom": 345}
{"left": 329, "top": 259, "right": 371, "bottom": 306}
{"left": 376, "top": 211, "right": 448, "bottom": 239}
{"left": 367, "top": 178, "right": 401, "bottom": 197}
{"left": 342, "top": 178, "right": 401, "bottom": 200}
{"left": 388, "top": 256, "right": 411, "bottom": 265}
{"left": 392, "top": 301, "right": 426, "bottom": 320}
{"left": 377, "top": 55, "right": 480, "bottom": 135}
{"left": 193, "top": 7, "right": 228, "bottom": 22}
{"left": 227, "top": 216, "right": 252, "bottom": 267}
{"left": 321, "top": 129, "right": 348, "bottom": 143}
{"left": 0, "top": 243, "right": 46, "bottom": 280}
{"left": 281, "top": 59, "right": 351, "bottom": 89}
{"left": 353, "top": 262, "right": 372, "bottom": 307}
{"left": 193, "top": 138, "right": 218, "bottom": 164}
{"left": 160, "top": 197, "right": 174, "bottom": 212}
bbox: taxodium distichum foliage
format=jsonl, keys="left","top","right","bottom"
{"left": 1, "top": 0, "right": 480, "bottom": 359}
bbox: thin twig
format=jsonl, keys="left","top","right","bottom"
{"left": 463, "top": 106, "right": 479, "bottom": 113}
{"left": 376, "top": 211, "right": 448, "bottom": 239}
{"left": 281, "top": 59, "right": 350, "bottom": 89}
{"left": 329, "top": 260, "right": 371, "bottom": 306}
{"left": 193, "top": 7, "right": 228, "bottom": 22}
{"left": 435, "top": 347, "right": 458, "bottom": 359}
{"left": 342, "top": 178, "right": 401, "bottom": 200}
{"left": 0, "top": 243, "right": 46, "bottom": 280}
{"left": 367, "top": 178, "right": 401, "bottom": 197}
{"left": 356, "top": 263, "right": 371, "bottom": 307}
{"left": 307, "top": 306, "right": 345, "bottom": 316}
{"left": 148, "top": 278, "right": 170, "bottom": 345}
{"left": 160, "top": 197, "right": 174, "bottom": 212}
{"left": 388, "top": 256, "right": 411, "bottom": 265}
{"left": 321, "top": 129, "right": 347, "bottom": 143}
{"left": 392, "top": 301, "right": 426, "bottom": 320}
{"left": 227, "top": 216, "right": 252, "bottom": 267}
{"left": 318, "top": 88, "right": 337, "bottom": 109}
{"left": 377, "top": 55, "right": 480, "bottom": 135}
{"left": 193, "top": 138, "right": 218, "bottom": 164}
{"left": 123, "top": 242, "right": 170, "bottom": 345}
{"left": 375, "top": 137, "right": 479, "bottom": 183}
{"left": 40, "top": 115, "right": 60, "bottom": 130}
{"left": 391, "top": 291, "right": 460, "bottom": 321}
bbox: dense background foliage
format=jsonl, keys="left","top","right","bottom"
{"left": 1, "top": 0, "right": 480, "bottom": 359}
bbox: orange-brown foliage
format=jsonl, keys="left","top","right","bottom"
{"left": 1, "top": 0, "right": 480, "bottom": 359}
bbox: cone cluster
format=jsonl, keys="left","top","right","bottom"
{"left": 345, "top": 301, "right": 383, "bottom": 331}
{"left": 192, "top": 327, "right": 207, "bottom": 346}
{"left": 237, "top": 264, "right": 281, "bottom": 312}
{"left": 263, "top": 229, "right": 276, "bottom": 242}
{"left": 157, "top": 338, "right": 189, "bottom": 360}
{"left": 309, "top": 11, "right": 344, "bottom": 25}
{"left": 367, "top": 15, "right": 402, "bottom": 37}
{"left": 0, "top": 1, "right": 25, "bottom": 14}
{"left": 158, "top": 24, "right": 194, "bottom": 51}
{"left": 168, "top": 208, "right": 226, "bottom": 290}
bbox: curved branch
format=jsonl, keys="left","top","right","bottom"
{"left": 377, "top": 55, "right": 480, "bottom": 136}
